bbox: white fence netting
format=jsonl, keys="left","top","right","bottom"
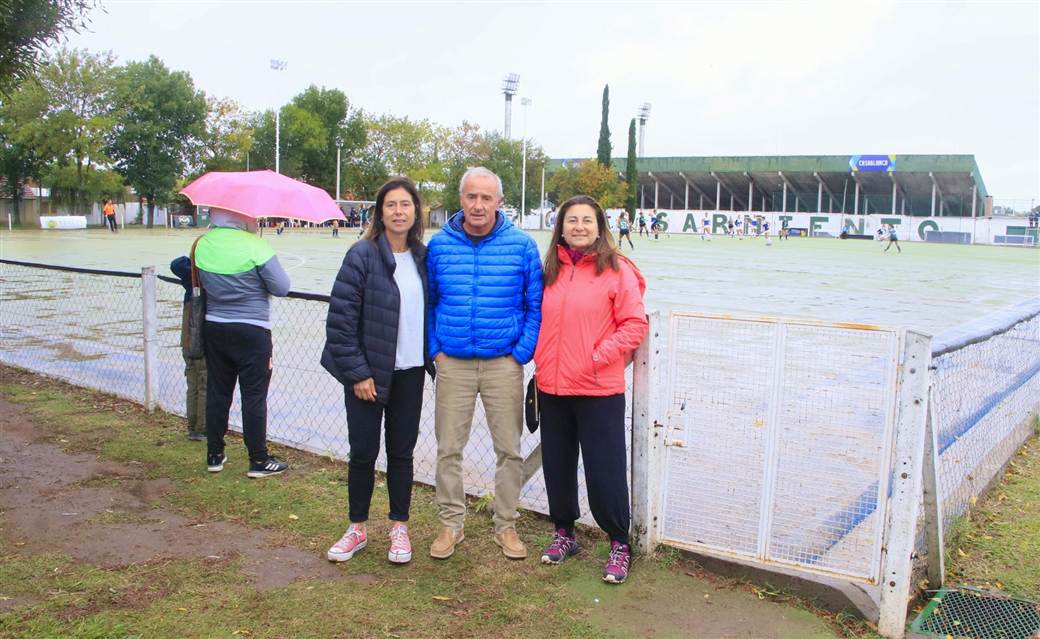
{"left": 0, "top": 260, "right": 634, "bottom": 525}
{"left": 657, "top": 313, "right": 900, "bottom": 582}
{"left": 929, "top": 300, "right": 1040, "bottom": 534}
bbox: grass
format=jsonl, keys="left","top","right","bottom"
{"left": 944, "top": 417, "right": 1040, "bottom": 600}
{"left": 0, "top": 367, "right": 857, "bottom": 639}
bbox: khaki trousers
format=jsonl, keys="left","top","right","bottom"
{"left": 434, "top": 355, "right": 524, "bottom": 533}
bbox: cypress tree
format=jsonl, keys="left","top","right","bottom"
{"left": 625, "top": 118, "right": 638, "bottom": 217}
{"left": 596, "top": 84, "right": 612, "bottom": 167}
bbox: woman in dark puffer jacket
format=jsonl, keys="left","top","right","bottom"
{"left": 321, "top": 177, "right": 434, "bottom": 564}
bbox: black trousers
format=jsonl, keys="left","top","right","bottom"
{"left": 343, "top": 367, "right": 425, "bottom": 522}
{"left": 105, "top": 215, "right": 117, "bottom": 231}
{"left": 539, "top": 392, "right": 630, "bottom": 545}
{"left": 204, "top": 321, "right": 273, "bottom": 462}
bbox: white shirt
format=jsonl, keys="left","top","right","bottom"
{"left": 393, "top": 250, "right": 425, "bottom": 369}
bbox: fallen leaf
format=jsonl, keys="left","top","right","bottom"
{"left": 432, "top": 596, "right": 451, "bottom": 602}
{"left": 995, "top": 581, "right": 1004, "bottom": 589}
{"left": 288, "top": 514, "right": 299, "bottom": 521}
{"left": 957, "top": 548, "right": 967, "bottom": 557}
{"left": 177, "top": 607, "right": 187, "bottom": 612}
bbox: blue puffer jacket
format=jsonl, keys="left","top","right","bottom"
{"left": 427, "top": 210, "right": 542, "bottom": 363}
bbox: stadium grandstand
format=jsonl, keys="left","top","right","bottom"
{"left": 554, "top": 154, "right": 987, "bottom": 217}
{"left": 545, "top": 154, "right": 1040, "bottom": 244}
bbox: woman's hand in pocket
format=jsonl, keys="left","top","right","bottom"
{"left": 353, "top": 378, "right": 377, "bottom": 402}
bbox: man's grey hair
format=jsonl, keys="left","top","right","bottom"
{"left": 458, "top": 166, "right": 504, "bottom": 201}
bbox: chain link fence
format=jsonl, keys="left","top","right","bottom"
{"left": 928, "top": 300, "right": 1040, "bottom": 534}
{"left": 1, "top": 259, "right": 632, "bottom": 524}
{"left": 3, "top": 258, "right": 1038, "bottom": 634}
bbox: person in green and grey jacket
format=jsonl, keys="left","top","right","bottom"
{"left": 194, "top": 208, "right": 291, "bottom": 478}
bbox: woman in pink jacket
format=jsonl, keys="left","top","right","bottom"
{"left": 533, "top": 195, "right": 648, "bottom": 584}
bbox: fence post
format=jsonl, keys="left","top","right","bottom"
{"left": 921, "top": 395, "right": 945, "bottom": 588}
{"left": 878, "top": 330, "right": 932, "bottom": 639}
{"left": 631, "top": 311, "right": 662, "bottom": 555}
{"left": 141, "top": 266, "right": 158, "bottom": 412}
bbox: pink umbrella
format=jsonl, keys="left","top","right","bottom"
{"left": 179, "top": 170, "right": 345, "bottom": 223}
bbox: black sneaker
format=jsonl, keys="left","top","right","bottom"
{"left": 247, "top": 457, "right": 288, "bottom": 478}
{"left": 187, "top": 432, "right": 206, "bottom": 442}
{"left": 207, "top": 452, "right": 226, "bottom": 473}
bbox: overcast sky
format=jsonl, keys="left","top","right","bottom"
{"left": 63, "top": 1, "right": 1038, "bottom": 202}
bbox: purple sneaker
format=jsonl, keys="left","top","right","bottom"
{"left": 540, "top": 528, "right": 580, "bottom": 565}
{"left": 602, "top": 541, "right": 631, "bottom": 584}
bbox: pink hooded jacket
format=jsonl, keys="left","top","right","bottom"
{"left": 534, "top": 246, "right": 648, "bottom": 396}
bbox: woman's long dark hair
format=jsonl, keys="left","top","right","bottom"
{"left": 542, "top": 195, "right": 618, "bottom": 287}
{"left": 364, "top": 177, "right": 424, "bottom": 248}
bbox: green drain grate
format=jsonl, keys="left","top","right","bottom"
{"left": 910, "top": 587, "right": 1040, "bottom": 639}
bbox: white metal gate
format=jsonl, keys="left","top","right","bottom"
{"left": 655, "top": 312, "right": 902, "bottom": 582}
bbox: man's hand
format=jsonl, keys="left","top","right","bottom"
{"left": 353, "top": 378, "right": 377, "bottom": 402}
{"left": 434, "top": 353, "right": 447, "bottom": 363}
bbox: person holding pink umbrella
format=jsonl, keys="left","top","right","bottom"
{"left": 194, "top": 208, "right": 291, "bottom": 478}
{"left": 179, "top": 170, "right": 343, "bottom": 477}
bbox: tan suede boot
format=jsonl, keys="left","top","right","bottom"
{"left": 494, "top": 528, "right": 527, "bottom": 560}
{"left": 429, "top": 526, "right": 465, "bottom": 559}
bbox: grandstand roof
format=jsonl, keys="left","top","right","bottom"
{"left": 549, "top": 154, "right": 988, "bottom": 217}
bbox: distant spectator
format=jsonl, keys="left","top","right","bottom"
{"left": 103, "top": 199, "right": 117, "bottom": 233}
{"left": 170, "top": 256, "right": 207, "bottom": 441}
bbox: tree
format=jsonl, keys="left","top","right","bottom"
{"left": 625, "top": 118, "right": 638, "bottom": 218}
{"left": 5, "top": 48, "right": 120, "bottom": 215}
{"left": 0, "top": 129, "right": 41, "bottom": 225}
{"left": 248, "top": 85, "right": 366, "bottom": 194}
{"left": 109, "top": 56, "right": 207, "bottom": 227}
{"left": 548, "top": 160, "right": 626, "bottom": 208}
{"left": 0, "top": 82, "right": 44, "bottom": 224}
{"left": 363, "top": 114, "right": 440, "bottom": 186}
{"left": 248, "top": 106, "right": 325, "bottom": 178}
{"left": 291, "top": 85, "right": 365, "bottom": 191}
{"left": 0, "top": 0, "right": 97, "bottom": 96}
{"left": 439, "top": 130, "right": 547, "bottom": 215}
{"left": 596, "top": 84, "right": 612, "bottom": 167}
{"left": 193, "top": 95, "right": 253, "bottom": 174}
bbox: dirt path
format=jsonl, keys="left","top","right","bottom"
{"left": 0, "top": 397, "right": 354, "bottom": 592}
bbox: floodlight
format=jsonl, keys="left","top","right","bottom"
{"left": 637, "top": 102, "right": 652, "bottom": 122}
{"left": 502, "top": 73, "right": 520, "bottom": 96}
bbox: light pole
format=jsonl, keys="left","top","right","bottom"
{"left": 539, "top": 166, "right": 546, "bottom": 231}
{"left": 502, "top": 73, "right": 519, "bottom": 138}
{"left": 335, "top": 136, "right": 343, "bottom": 201}
{"left": 520, "top": 97, "right": 531, "bottom": 223}
{"left": 270, "top": 59, "right": 288, "bottom": 173}
{"left": 637, "top": 102, "right": 651, "bottom": 157}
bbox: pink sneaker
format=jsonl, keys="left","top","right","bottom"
{"left": 388, "top": 522, "right": 412, "bottom": 564}
{"left": 327, "top": 524, "right": 367, "bottom": 562}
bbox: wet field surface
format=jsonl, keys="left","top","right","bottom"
{"left": 2, "top": 226, "right": 1037, "bottom": 546}
{"left": 3, "top": 227, "right": 1037, "bottom": 334}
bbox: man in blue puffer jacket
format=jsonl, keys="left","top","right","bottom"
{"left": 427, "top": 167, "right": 542, "bottom": 561}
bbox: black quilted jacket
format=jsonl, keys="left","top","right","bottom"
{"left": 320, "top": 235, "right": 434, "bottom": 404}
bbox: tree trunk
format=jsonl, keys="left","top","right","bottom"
{"left": 146, "top": 193, "right": 155, "bottom": 228}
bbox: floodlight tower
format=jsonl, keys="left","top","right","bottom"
{"left": 520, "top": 97, "right": 531, "bottom": 219}
{"left": 502, "top": 73, "right": 520, "bottom": 139}
{"left": 270, "top": 59, "right": 288, "bottom": 173}
{"left": 637, "top": 102, "right": 651, "bottom": 157}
